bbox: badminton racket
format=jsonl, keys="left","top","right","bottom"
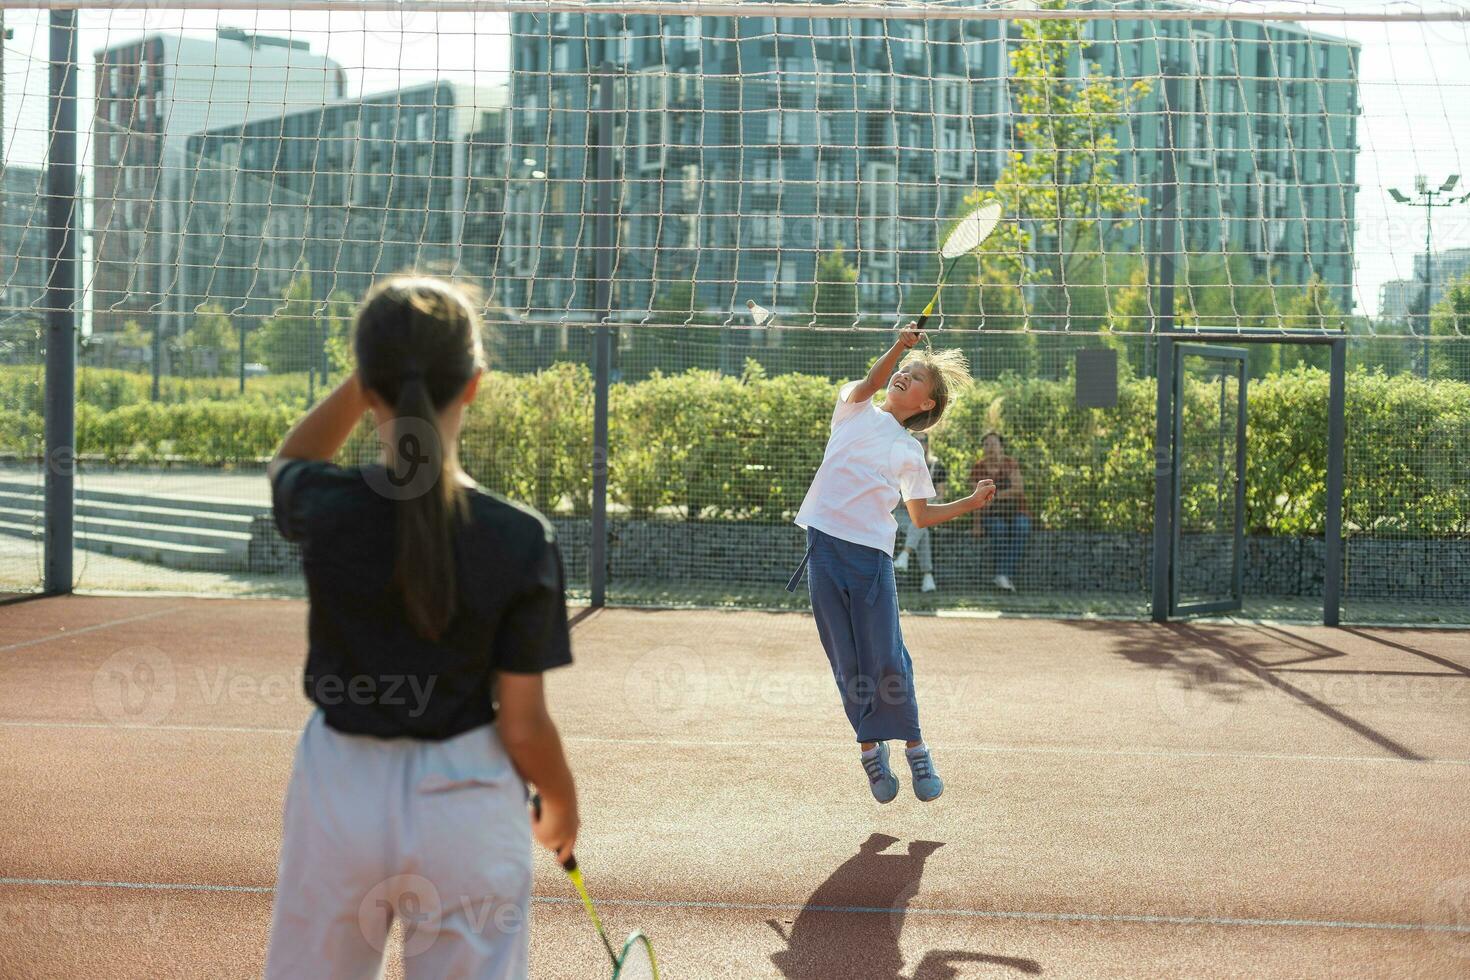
{"left": 912, "top": 200, "right": 1002, "bottom": 332}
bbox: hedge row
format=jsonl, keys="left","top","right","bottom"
{"left": 2, "top": 363, "right": 1466, "bottom": 534}
{"left": 0, "top": 365, "right": 313, "bottom": 414}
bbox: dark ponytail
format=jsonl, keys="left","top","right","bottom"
{"left": 390, "top": 372, "right": 463, "bottom": 639}
{"left": 354, "top": 278, "right": 483, "bottom": 641}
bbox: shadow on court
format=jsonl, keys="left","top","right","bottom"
{"left": 767, "top": 833, "right": 1042, "bottom": 979}
{"left": 1066, "top": 619, "right": 1432, "bottom": 760}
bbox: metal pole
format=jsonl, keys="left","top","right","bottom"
{"left": 1150, "top": 71, "right": 1179, "bottom": 622}
{"left": 1, "top": 12, "right": 7, "bottom": 243}
{"left": 1421, "top": 197, "right": 1433, "bottom": 380}
{"left": 44, "top": 9, "right": 78, "bottom": 594}
{"left": 1323, "top": 337, "right": 1346, "bottom": 626}
{"left": 589, "top": 62, "right": 615, "bottom": 608}
{"left": 152, "top": 192, "right": 163, "bottom": 401}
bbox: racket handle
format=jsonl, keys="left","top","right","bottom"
{"left": 912, "top": 312, "right": 932, "bottom": 332}
{"left": 530, "top": 792, "right": 580, "bottom": 873}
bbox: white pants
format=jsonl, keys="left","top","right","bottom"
{"left": 895, "top": 507, "right": 933, "bottom": 574}
{"left": 266, "top": 712, "right": 532, "bottom": 980}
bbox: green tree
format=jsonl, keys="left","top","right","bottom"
{"left": 322, "top": 289, "right": 358, "bottom": 377}
{"left": 651, "top": 280, "right": 697, "bottom": 318}
{"left": 111, "top": 320, "right": 153, "bottom": 372}
{"left": 792, "top": 246, "right": 867, "bottom": 377}
{"left": 804, "top": 245, "right": 859, "bottom": 329}
{"left": 949, "top": 0, "right": 1150, "bottom": 332}
{"left": 178, "top": 305, "right": 235, "bottom": 378}
{"left": 1174, "top": 254, "right": 1293, "bottom": 376}
{"left": 1431, "top": 272, "right": 1470, "bottom": 382}
{"left": 253, "top": 272, "right": 321, "bottom": 375}
{"left": 1276, "top": 275, "right": 1344, "bottom": 371}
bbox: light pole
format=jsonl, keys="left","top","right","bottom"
{"left": 1388, "top": 174, "right": 1470, "bottom": 379}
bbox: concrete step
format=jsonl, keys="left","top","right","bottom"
{"left": 0, "top": 491, "right": 258, "bottom": 536}
{"left": 0, "top": 477, "right": 263, "bottom": 571}
{"left": 0, "top": 516, "right": 239, "bottom": 570}
{"left": 0, "top": 478, "right": 266, "bottom": 519}
{"left": 0, "top": 504, "right": 251, "bottom": 553}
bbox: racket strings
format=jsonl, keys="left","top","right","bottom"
{"left": 616, "top": 934, "right": 658, "bottom": 979}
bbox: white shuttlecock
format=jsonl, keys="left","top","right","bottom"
{"left": 746, "top": 299, "right": 773, "bottom": 326}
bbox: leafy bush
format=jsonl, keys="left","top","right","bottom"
{"left": 609, "top": 362, "right": 832, "bottom": 519}
{"left": 462, "top": 362, "right": 594, "bottom": 514}
{"left": 72, "top": 400, "right": 299, "bottom": 464}
{"left": 0, "top": 365, "right": 314, "bottom": 413}
{"left": 2, "top": 360, "right": 1466, "bottom": 537}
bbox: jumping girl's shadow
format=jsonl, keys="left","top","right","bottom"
{"left": 768, "top": 834, "right": 1042, "bottom": 980}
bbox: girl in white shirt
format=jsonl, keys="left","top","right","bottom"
{"left": 788, "top": 325, "right": 996, "bottom": 802}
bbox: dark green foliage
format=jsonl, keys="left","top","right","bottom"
{"left": 2, "top": 361, "right": 1465, "bottom": 537}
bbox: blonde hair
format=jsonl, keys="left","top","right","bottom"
{"left": 898, "top": 347, "right": 973, "bottom": 431}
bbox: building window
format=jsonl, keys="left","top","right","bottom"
{"left": 781, "top": 109, "right": 803, "bottom": 145}
{"left": 637, "top": 74, "right": 667, "bottom": 169}
{"left": 819, "top": 114, "right": 837, "bottom": 146}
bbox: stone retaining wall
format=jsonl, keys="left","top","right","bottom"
{"left": 250, "top": 515, "right": 1469, "bottom": 602}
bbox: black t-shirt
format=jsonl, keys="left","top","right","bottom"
{"left": 271, "top": 459, "right": 573, "bottom": 740}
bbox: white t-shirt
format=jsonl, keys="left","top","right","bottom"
{"left": 795, "top": 381, "right": 936, "bottom": 555}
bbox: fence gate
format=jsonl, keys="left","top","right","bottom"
{"left": 1170, "top": 344, "right": 1247, "bottom": 617}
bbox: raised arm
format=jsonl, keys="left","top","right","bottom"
{"left": 905, "top": 478, "right": 996, "bottom": 530}
{"left": 266, "top": 374, "right": 369, "bottom": 481}
{"left": 848, "top": 323, "right": 924, "bottom": 404}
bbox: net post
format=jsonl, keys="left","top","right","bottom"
{"left": 1323, "top": 337, "right": 1346, "bottom": 627}
{"left": 1150, "top": 71, "right": 1180, "bottom": 623}
{"left": 44, "top": 9, "right": 79, "bottom": 595}
{"left": 589, "top": 61, "right": 616, "bottom": 608}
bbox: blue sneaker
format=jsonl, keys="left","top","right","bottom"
{"left": 861, "top": 743, "right": 899, "bottom": 804}
{"left": 905, "top": 743, "right": 944, "bottom": 802}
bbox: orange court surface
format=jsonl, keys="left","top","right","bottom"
{"left": 1, "top": 594, "right": 1468, "bottom": 979}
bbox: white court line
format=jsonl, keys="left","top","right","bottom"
{"left": 0, "top": 877, "right": 1465, "bottom": 936}
{"left": 0, "top": 877, "right": 272, "bottom": 895}
{"left": 0, "top": 719, "right": 298, "bottom": 736}
{"left": 0, "top": 606, "right": 182, "bottom": 654}
{"left": 558, "top": 735, "right": 1470, "bottom": 767}
{"left": 1, "top": 718, "right": 1467, "bottom": 766}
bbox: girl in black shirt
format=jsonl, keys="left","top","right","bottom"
{"left": 264, "top": 278, "right": 578, "bottom": 979}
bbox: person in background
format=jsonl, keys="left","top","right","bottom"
{"left": 893, "top": 430, "right": 949, "bottom": 593}
{"left": 969, "top": 431, "right": 1030, "bottom": 593}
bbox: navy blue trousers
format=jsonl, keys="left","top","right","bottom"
{"left": 789, "top": 526, "right": 922, "bottom": 743}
